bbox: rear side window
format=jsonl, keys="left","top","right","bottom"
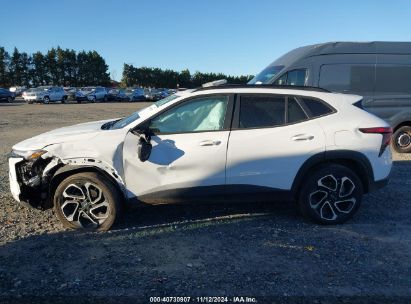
{"left": 319, "top": 64, "right": 374, "bottom": 93}
{"left": 301, "top": 98, "right": 334, "bottom": 117}
{"left": 287, "top": 98, "right": 307, "bottom": 123}
{"left": 239, "top": 96, "right": 285, "bottom": 128}
{"left": 375, "top": 65, "right": 411, "bottom": 94}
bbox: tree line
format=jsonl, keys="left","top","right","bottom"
{"left": 121, "top": 64, "right": 254, "bottom": 88}
{"left": 0, "top": 46, "right": 110, "bottom": 87}
{"left": 0, "top": 46, "right": 254, "bottom": 89}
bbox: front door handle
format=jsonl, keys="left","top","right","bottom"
{"left": 199, "top": 140, "right": 221, "bottom": 146}
{"left": 292, "top": 134, "right": 314, "bottom": 141}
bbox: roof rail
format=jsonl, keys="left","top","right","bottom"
{"left": 193, "top": 84, "right": 330, "bottom": 93}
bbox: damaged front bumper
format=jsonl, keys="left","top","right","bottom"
{"left": 8, "top": 154, "right": 54, "bottom": 209}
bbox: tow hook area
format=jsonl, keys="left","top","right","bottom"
{"left": 15, "top": 157, "right": 55, "bottom": 209}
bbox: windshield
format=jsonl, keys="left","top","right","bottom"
{"left": 109, "top": 94, "right": 179, "bottom": 129}
{"left": 248, "top": 65, "right": 284, "bottom": 84}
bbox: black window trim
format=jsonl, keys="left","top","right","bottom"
{"left": 231, "top": 93, "right": 336, "bottom": 131}
{"left": 132, "top": 93, "right": 235, "bottom": 135}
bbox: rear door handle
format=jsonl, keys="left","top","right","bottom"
{"left": 292, "top": 134, "right": 314, "bottom": 141}
{"left": 199, "top": 140, "right": 221, "bottom": 146}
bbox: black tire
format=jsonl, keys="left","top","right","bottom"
{"left": 27, "top": 100, "right": 33, "bottom": 104}
{"left": 7, "top": 97, "right": 12, "bottom": 103}
{"left": 77, "top": 99, "right": 81, "bottom": 104}
{"left": 392, "top": 126, "right": 411, "bottom": 153}
{"left": 298, "top": 164, "right": 363, "bottom": 225}
{"left": 62, "top": 96, "right": 67, "bottom": 104}
{"left": 90, "top": 96, "right": 96, "bottom": 103}
{"left": 43, "top": 96, "right": 50, "bottom": 104}
{"left": 53, "top": 172, "right": 121, "bottom": 231}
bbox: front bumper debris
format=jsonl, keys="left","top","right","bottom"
{"left": 8, "top": 155, "right": 54, "bottom": 209}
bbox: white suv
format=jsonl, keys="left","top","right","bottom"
{"left": 9, "top": 84, "right": 392, "bottom": 230}
{"left": 23, "top": 86, "right": 67, "bottom": 104}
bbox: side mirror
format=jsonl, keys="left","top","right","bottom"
{"left": 133, "top": 125, "right": 153, "bottom": 162}
{"left": 137, "top": 135, "right": 152, "bottom": 162}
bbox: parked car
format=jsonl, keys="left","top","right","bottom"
{"left": 64, "top": 87, "right": 78, "bottom": 101}
{"left": 9, "top": 86, "right": 27, "bottom": 96}
{"left": 9, "top": 83, "right": 392, "bottom": 231}
{"left": 152, "top": 88, "right": 170, "bottom": 101}
{"left": 0, "top": 88, "right": 15, "bottom": 103}
{"left": 22, "top": 86, "right": 67, "bottom": 104}
{"left": 130, "top": 88, "right": 146, "bottom": 101}
{"left": 115, "top": 89, "right": 133, "bottom": 102}
{"left": 106, "top": 88, "right": 120, "bottom": 101}
{"left": 75, "top": 87, "right": 107, "bottom": 103}
{"left": 144, "top": 88, "right": 155, "bottom": 101}
{"left": 249, "top": 41, "right": 411, "bottom": 153}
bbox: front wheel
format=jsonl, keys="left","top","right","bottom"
{"left": 53, "top": 172, "right": 121, "bottom": 231}
{"left": 298, "top": 164, "right": 363, "bottom": 225}
{"left": 392, "top": 126, "right": 411, "bottom": 153}
{"left": 7, "top": 97, "right": 13, "bottom": 103}
{"left": 43, "top": 96, "right": 50, "bottom": 104}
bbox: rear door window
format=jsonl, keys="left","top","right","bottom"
{"left": 287, "top": 98, "right": 308, "bottom": 123}
{"left": 239, "top": 96, "right": 286, "bottom": 128}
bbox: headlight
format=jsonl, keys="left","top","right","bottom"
{"left": 10, "top": 149, "right": 47, "bottom": 160}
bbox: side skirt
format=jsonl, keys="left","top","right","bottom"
{"left": 130, "top": 185, "right": 295, "bottom": 206}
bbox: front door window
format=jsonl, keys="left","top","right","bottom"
{"left": 150, "top": 96, "right": 228, "bottom": 134}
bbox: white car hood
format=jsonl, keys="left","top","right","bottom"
{"left": 13, "top": 119, "right": 114, "bottom": 151}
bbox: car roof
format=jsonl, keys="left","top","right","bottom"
{"left": 266, "top": 41, "right": 411, "bottom": 69}
{"left": 178, "top": 85, "right": 362, "bottom": 108}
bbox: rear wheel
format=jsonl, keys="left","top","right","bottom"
{"left": 53, "top": 172, "right": 121, "bottom": 231}
{"left": 43, "top": 96, "right": 50, "bottom": 104}
{"left": 392, "top": 126, "right": 411, "bottom": 153}
{"left": 298, "top": 164, "right": 363, "bottom": 225}
{"left": 90, "top": 96, "right": 96, "bottom": 103}
{"left": 62, "top": 96, "right": 67, "bottom": 104}
{"left": 7, "top": 97, "right": 12, "bottom": 103}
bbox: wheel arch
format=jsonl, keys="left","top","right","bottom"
{"left": 291, "top": 150, "right": 374, "bottom": 197}
{"left": 47, "top": 165, "right": 126, "bottom": 209}
{"left": 394, "top": 121, "right": 411, "bottom": 131}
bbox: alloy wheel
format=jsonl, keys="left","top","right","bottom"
{"left": 60, "top": 182, "right": 110, "bottom": 229}
{"left": 309, "top": 174, "right": 356, "bottom": 221}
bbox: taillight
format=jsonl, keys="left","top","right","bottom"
{"left": 359, "top": 127, "right": 393, "bottom": 157}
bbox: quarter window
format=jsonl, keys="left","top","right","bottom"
{"left": 239, "top": 96, "right": 285, "bottom": 128}
{"left": 150, "top": 96, "right": 228, "bottom": 133}
{"left": 301, "top": 98, "right": 333, "bottom": 117}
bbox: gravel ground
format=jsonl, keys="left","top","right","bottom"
{"left": 0, "top": 101, "right": 410, "bottom": 302}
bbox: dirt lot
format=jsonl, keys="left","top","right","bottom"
{"left": 0, "top": 101, "right": 410, "bottom": 302}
